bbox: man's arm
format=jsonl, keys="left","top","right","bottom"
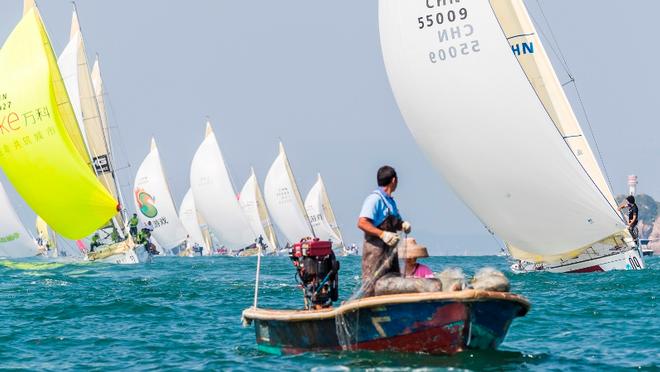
{"left": 629, "top": 212, "right": 638, "bottom": 227}
{"left": 357, "top": 217, "right": 382, "bottom": 238}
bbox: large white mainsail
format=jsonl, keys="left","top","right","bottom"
{"left": 190, "top": 122, "right": 256, "bottom": 251}
{"left": 133, "top": 138, "right": 188, "bottom": 250}
{"left": 239, "top": 168, "right": 279, "bottom": 252}
{"left": 378, "top": 0, "right": 626, "bottom": 261}
{"left": 264, "top": 143, "right": 314, "bottom": 245}
{"left": 305, "top": 173, "right": 345, "bottom": 249}
{"left": 178, "top": 188, "right": 209, "bottom": 254}
{"left": 57, "top": 8, "right": 124, "bottom": 230}
{"left": 0, "top": 181, "right": 38, "bottom": 258}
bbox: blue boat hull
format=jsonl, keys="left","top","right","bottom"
{"left": 243, "top": 290, "right": 529, "bottom": 355}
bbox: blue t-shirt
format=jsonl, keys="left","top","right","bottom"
{"left": 359, "top": 188, "right": 401, "bottom": 227}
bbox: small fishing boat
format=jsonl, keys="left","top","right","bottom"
{"left": 243, "top": 238, "right": 529, "bottom": 355}
{"left": 243, "top": 290, "right": 529, "bottom": 355}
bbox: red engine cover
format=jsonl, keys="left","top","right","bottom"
{"left": 291, "top": 238, "right": 333, "bottom": 257}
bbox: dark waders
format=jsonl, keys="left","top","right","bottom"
{"left": 360, "top": 214, "right": 402, "bottom": 298}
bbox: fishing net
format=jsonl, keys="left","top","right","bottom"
{"left": 334, "top": 238, "right": 511, "bottom": 350}
{"left": 334, "top": 237, "right": 405, "bottom": 350}
{"left": 470, "top": 267, "right": 510, "bottom": 292}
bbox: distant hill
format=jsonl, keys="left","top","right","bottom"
{"left": 615, "top": 193, "right": 659, "bottom": 250}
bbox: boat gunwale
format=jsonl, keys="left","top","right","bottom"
{"left": 242, "top": 290, "right": 530, "bottom": 322}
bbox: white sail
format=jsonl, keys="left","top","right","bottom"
{"left": 305, "top": 174, "right": 344, "bottom": 248}
{"left": 379, "top": 0, "right": 625, "bottom": 259}
{"left": 178, "top": 188, "right": 208, "bottom": 253}
{"left": 190, "top": 122, "right": 256, "bottom": 250}
{"left": 57, "top": 8, "right": 123, "bottom": 228}
{"left": 90, "top": 57, "right": 113, "bottom": 160}
{"left": 264, "top": 143, "right": 314, "bottom": 245}
{"left": 490, "top": 1, "right": 617, "bottom": 210}
{"left": 133, "top": 138, "right": 188, "bottom": 250}
{"left": 239, "top": 168, "right": 279, "bottom": 252}
{"left": 0, "top": 181, "right": 38, "bottom": 258}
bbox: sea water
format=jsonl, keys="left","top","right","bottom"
{"left": 0, "top": 255, "right": 657, "bottom": 370}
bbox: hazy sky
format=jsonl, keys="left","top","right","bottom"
{"left": 1, "top": 1, "right": 658, "bottom": 255}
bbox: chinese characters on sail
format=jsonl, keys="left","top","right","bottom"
{"left": 0, "top": 95, "right": 57, "bottom": 158}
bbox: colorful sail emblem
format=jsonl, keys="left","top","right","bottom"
{"left": 135, "top": 189, "right": 158, "bottom": 218}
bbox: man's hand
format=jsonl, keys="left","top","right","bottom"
{"left": 380, "top": 231, "right": 400, "bottom": 247}
{"left": 402, "top": 221, "right": 412, "bottom": 234}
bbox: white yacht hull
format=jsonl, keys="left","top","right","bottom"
{"left": 511, "top": 247, "right": 645, "bottom": 274}
{"left": 89, "top": 246, "right": 152, "bottom": 265}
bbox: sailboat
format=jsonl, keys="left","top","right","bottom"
{"left": 0, "top": 2, "right": 139, "bottom": 261}
{"left": 0, "top": 180, "right": 39, "bottom": 258}
{"left": 378, "top": 0, "right": 644, "bottom": 273}
{"left": 178, "top": 188, "right": 210, "bottom": 256}
{"left": 263, "top": 143, "right": 315, "bottom": 253}
{"left": 239, "top": 168, "right": 280, "bottom": 255}
{"left": 56, "top": 6, "right": 149, "bottom": 264}
{"left": 133, "top": 138, "right": 188, "bottom": 254}
{"left": 304, "top": 173, "right": 346, "bottom": 255}
{"left": 190, "top": 121, "right": 259, "bottom": 255}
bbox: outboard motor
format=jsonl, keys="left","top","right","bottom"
{"left": 289, "top": 238, "right": 339, "bottom": 309}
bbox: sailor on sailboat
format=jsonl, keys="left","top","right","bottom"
{"left": 379, "top": 0, "right": 644, "bottom": 273}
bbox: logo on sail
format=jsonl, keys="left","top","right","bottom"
{"left": 0, "top": 232, "right": 20, "bottom": 243}
{"left": 93, "top": 154, "right": 112, "bottom": 174}
{"left": 135, "top": 188, "right": 158, "bottom": 218}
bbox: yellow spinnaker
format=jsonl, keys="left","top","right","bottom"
{"left": 0, "top": 8, "right": 117, "bottom": 239}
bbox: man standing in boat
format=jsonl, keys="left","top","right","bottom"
{"left": 619, "top": 195, "right": 639, "bottom": 240}
{"left": 357, "top": 165, "right": 411, "bottom": 297}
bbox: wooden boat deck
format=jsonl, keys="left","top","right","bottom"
{"left": 243, "top": 290, "right": 530, "bottom": 322}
